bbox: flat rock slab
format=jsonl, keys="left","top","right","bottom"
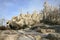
{"left": 0, "top": 30, "right": 60, "bottom": 40}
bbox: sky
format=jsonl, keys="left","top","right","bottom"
{"left": 0, "top": 0, "right": 60, "bottom": 20}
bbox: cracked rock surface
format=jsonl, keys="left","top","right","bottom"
{"left": 0, "top": 30, "right": 60, "bottom": 40}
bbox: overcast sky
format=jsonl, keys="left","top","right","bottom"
{"left": 0, "top": 0, "right": 60, "bottom": 19}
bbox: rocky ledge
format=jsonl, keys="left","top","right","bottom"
{"left": 0, "top": 30, "right": 60, "bottom": 40}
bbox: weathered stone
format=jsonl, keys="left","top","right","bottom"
{"left": 0, "top": 30, "right": 60, "bottom": 40}
{"left": 45, "top": 33, "right": 60, "bottom": 40}
{"left": 35, "top": 35, "right": 41, "bottom": 40}
{"left": 0, "top": 30, "right": 42, "bottom": 40}
{"left": 6, "top": 12, "right": 43, "bottom": 30}
{"left": 41, "top": 29, "right": 55, "bottom": 34}
{"left": 5, "top": 34, "right": 18, "bottom": 40}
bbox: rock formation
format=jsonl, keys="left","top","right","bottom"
{"left": 0, "top": 30, "right": 60, "bottom": 40}
{"left": 0, "top": 0, "right": 60, "bottom": 40}
{"left": 6, "top": 11, "right": 43, "bottom": 30}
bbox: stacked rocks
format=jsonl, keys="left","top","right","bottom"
{"left": 7, "top": 11, "right": 43, "bottom": 30}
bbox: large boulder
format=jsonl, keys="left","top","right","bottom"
{"left": 6, "top": 13, "right": 43, "bottom": 30}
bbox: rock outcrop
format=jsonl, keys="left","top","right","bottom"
{"left": 6, "top": 12, "right": 43, "bottom": 30}
{"left": 0, "top": 30, "right": 60, "bottom": 40}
